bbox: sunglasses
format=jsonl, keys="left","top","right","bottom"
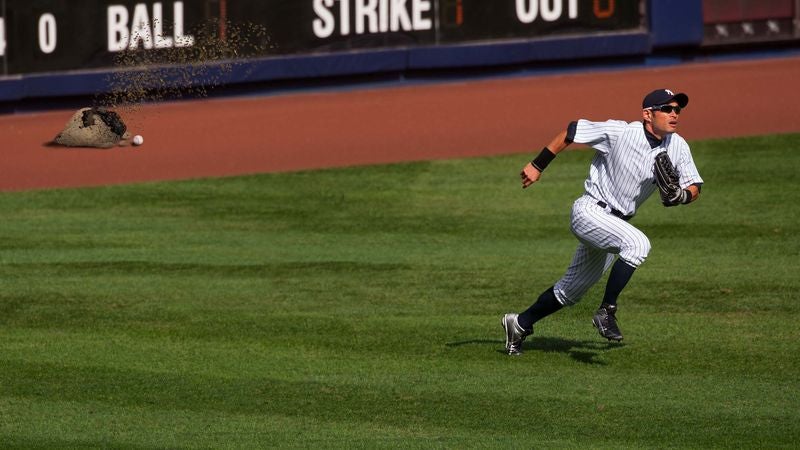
{"left": 649, "top": 104, "right": 682, "bottom": 114}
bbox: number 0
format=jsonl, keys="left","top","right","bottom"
{"left": 38, "top": 13, "right": 57, "bottom": 54}
{"left": 593, "top": 0, "right": 614, "bottom": 19}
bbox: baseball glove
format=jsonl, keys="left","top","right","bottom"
{"left": 653, "top": 151, "right": 687, "bottom": 207}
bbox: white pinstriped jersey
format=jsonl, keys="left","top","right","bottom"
{"left": 573, "top": 119, "right": 704, "bottom": 216}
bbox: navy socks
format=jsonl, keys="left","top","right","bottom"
{"left": 517, "top": 286, "right": 563, "bottom": 330}
{"left": 602, "top": 258, "right": 636, "bottom": 307}
{"left": 517, "top": 258, "right": 636, "bottom": 331}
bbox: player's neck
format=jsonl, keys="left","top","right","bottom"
{"left": 643, "top": 122, "right": 664, "bottom": 148}
{"left": 644, "top": 122, "right": 661, "bottom": 138}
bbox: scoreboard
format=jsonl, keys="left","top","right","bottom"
{"left": 0, "top": 0, "right": 643, "bottom": 76}
{"left": 0, "top": 1, "right": 209, "bottom": 74}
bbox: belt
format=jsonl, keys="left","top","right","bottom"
{"left": 597, "top": 201, "right": 633, "bottom": 221}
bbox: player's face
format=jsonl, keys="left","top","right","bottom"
{"left": 644, "top": 101, "right": 681, "bottom": 137}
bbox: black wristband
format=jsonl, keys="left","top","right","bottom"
{"left": 531, "top": 147, "right": 556, "bottom": 172}
{"left": 681, "top": 189, "right": 692, "bottom": 204}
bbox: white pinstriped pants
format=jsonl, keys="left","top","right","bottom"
{"left": 553, "top": 195, "right": 651, "bottom": 306}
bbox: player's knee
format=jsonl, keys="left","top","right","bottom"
{"left": 620, "top": 236, "right": 651, "bottom": 267}
{"left": 554, "top": 280, "right": 597, "bottom": 306}
{"left": 553, "top": 287, "right": 577, "bottom": 306}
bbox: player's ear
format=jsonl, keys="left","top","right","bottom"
{"left": 642, "top": 108, "right": 652, "bottom": 123}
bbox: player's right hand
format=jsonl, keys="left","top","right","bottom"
{"left": 520, "top": 163, "right": 541, "bottom": 189}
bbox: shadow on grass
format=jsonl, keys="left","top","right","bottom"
{"left": 446, "top": 337, "right": 624, "bottom": 365}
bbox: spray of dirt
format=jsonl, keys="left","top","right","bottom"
{"left": 94, "top": 18, "right": 276, "bottom": 128}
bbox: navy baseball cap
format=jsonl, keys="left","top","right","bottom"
{"left": 642, "top": 89, "right": 689, "bottom": 109}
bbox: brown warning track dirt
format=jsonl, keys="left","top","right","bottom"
{"left": 1, "top": 56, "right": 798, "bottom": 191}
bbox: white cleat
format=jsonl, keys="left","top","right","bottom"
{"left": 501, "top": 313, "right": 532, "bottom": 356}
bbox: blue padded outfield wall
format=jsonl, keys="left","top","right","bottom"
{"left": 0, "top": 0, "right": 797, "bottom": 103}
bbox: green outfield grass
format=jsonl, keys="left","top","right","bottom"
{"left": 1, "top": 133, "right": 798, "bottom": 448}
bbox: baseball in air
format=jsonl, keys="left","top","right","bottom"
{"left": 132, "top": 135, "right": 144, "bottom": 146}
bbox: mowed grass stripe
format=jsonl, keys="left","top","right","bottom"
{"left": 1, "top": 133, "right": 798, "bottom": 448}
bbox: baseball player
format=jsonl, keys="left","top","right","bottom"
{"left": 502, "top": 88, "right": 704, "bottom": 356}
